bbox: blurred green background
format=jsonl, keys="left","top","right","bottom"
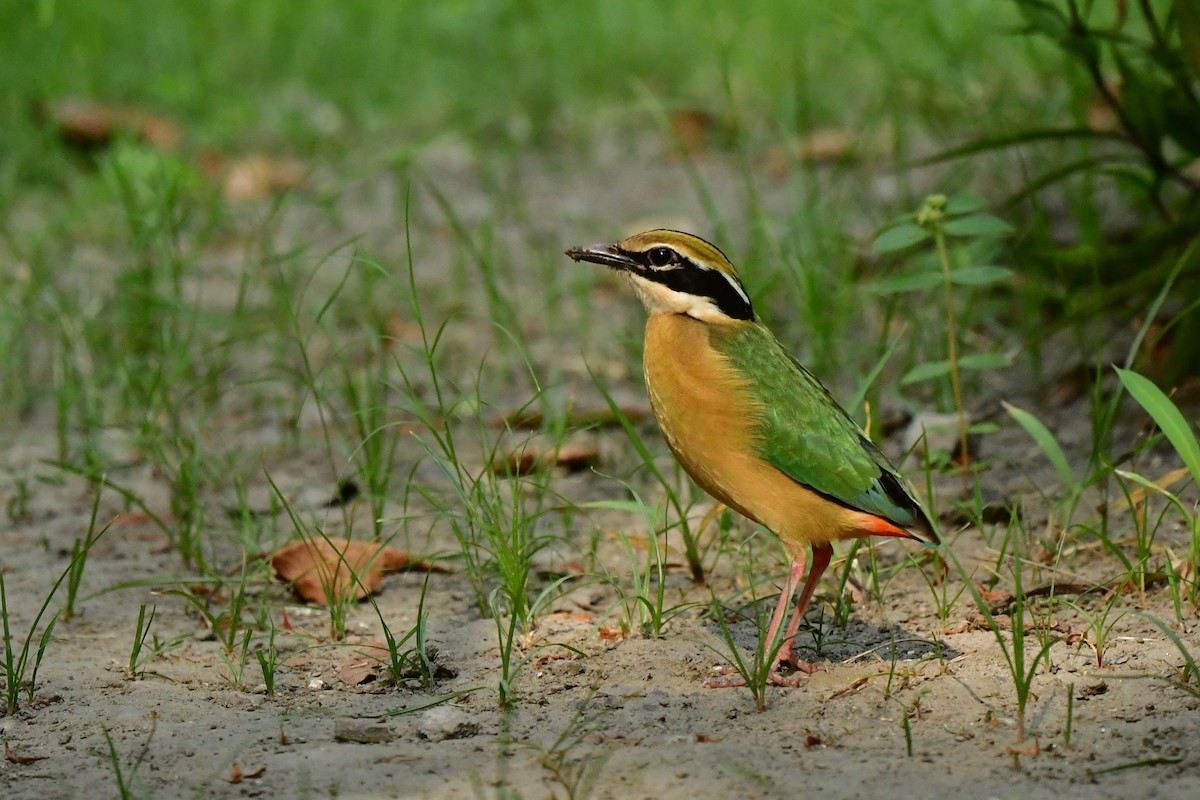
{"left": 3, "top": 1, "right": 1059, "bottom": 155}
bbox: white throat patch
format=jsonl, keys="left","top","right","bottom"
{"left": 624, "top": 272, "right": 728, "bottom": 322}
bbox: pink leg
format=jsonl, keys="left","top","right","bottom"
{"left": 776, "top": 543, "right": 832, "bottom": 670}
{"left": 762, "top": 553, "right": 806, "bottom": 661}
{"left": 705, "top": 550, "right": 819, "bottom": 689}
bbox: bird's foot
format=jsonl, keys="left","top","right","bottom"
{"left": 782, "top": 657, "right": 821, "bottom": 676}
{"left": 702, "top": 668, "right": 749, "bottom": 689}
{"left": 702, "top": 660, "right": 821, "bottom": 689}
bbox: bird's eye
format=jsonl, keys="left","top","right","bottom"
{"left": 647, "top": 247, "right": 675, "bottom": 267}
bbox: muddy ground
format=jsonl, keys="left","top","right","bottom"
{"left": 2, "top": 139, "right": 1199, "bottom": 799}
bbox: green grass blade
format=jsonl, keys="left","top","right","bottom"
{"left": 908, "top": 127, "right": 1124, "bottom": 167}
{"left": 1115, "top": 368, "right": 1200, "bottom": 484}
{"left": 1003, "top": 401, "right": 1075, "bottom": 489}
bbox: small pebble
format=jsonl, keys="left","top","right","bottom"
{"left": 334, "top": 718, "right": 393, "bottom": 744}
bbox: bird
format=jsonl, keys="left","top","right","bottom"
{"left": 566, "top": 229, "right": 938, "bottom": 686}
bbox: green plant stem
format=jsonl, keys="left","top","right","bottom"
{"left": 933, "top": 226, "right": 970, "bottom": 486}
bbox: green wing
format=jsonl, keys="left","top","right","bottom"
{"left": 714, "top": 324, "right": 929, "bottom": 533}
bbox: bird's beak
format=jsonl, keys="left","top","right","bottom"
{"left": 564, "top": 243, "right": 641, "bottom": 272}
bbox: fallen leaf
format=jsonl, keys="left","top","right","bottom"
{"left": 493, "top": 447, "right": 538, "bottom": 477}
{"left": 385, "top": 316, "right": 429, "bottom": 346}
{"left": 226, "top": 762, "right": 266, "bottom": 783}
{"left": 763, "top": 129, "right": 856, "bottom": 177}
{"left": 668, "top": 109, "right": 734, "bottom": 155}
{"left": 1006, "top": 738, "right": 1040, "bottom": 757}
{"left": 338, "top": 658, "right": 379, "bottom": 686}
{"left": 338, "top": 641, "right": 391, "bottom": 685}
{"left": 541, "top": 612, "right": 592, "bottom": 623}
{"left": 269, "top": 538, "right": 448, "bottom": 605}
{"left": 1107, "top": 467, "right": 1191, "bottom": 514}
{"left": 494, "top": 405, "right": 651, "bottom": 430}
{"left": 491, "top": 440, "right": 600, "bottom": 476}
{"left": 598, "top": 626, "right": 626, "bottom": 643}
{"left": 111, "top": 510, "right": 172, "bottom": 528}
{"left": 5, "top": 742, "right": 48, "bottom": 764}
{"left": 534, "top": 652, "right": 571, "bottom": 668}
{"left": 222, "top": 155, "right": 307, "bottom": 201}
{"left": 553, "top": 441, "right": 600, "bottom": 472}
{"left": 46, "top": 98, "right": 183, "bottom": 152}
{"left": 978, "top": 587, "right": 1011, "bottom": 603}
{"left": 829, "top": 676, "right": 869, "bottom": 699}
{"left": 793, "top": 128, "right": 855, "bottom": 163}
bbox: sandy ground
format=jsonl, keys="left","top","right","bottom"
{"left": 2, "top": 139, "right": 1199, "bottom": 799}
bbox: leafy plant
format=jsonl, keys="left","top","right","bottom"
{"left": 124, "top": 604, "right": 157, "bottom": 680}
{"left": 930, "top": 0, "right": 1200, "bottom": 377}
{"left": 1058, "top": 589, "right": 1130, "bottom": 668}
{"left": 706, "top": 588, "right": 787, "bottom": 712}
{"left": 947, "top": 533, "right": 1056, "bottom": 753}
{"left": 61, "top": 482, "right": 111, "bottom": 622}
{"left": 1113, "top": 365, "right": 1200, "bottom": 602}
{"left": 873, "top": 193, "right": 1015, "bottom": 480}
{"left": 2, "top": 529, "right": 105, "bottom": 714}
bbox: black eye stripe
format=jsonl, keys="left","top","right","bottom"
{"left": 611, "top": 243, "right": 754, "bottom": 321}
{"left": 651, "top": 266, "right": 754, "bottom": 321}
{"left": 620, "top": 246, "right": 680, "bottom": 270}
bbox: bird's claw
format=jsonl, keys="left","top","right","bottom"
{"left": 703, "top": 659, "right": 822, "bottom": 688}
{"left": 782, "top": 657, "right": 821, "bottom": 675}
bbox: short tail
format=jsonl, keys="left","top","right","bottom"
{"left": 865, "top": 504, "right": 939, "bottom": 548}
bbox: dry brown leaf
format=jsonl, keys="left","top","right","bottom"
{"left": 763, "top": 129, "right": 856, "bottom": 178}
{"left": 1167, "top": 548, "right": 1195, "bottom": 584}
{"left": 338, "top": 641, "right": 391, "bottom": 685}
{"left": 5, "top": 742, "right": 48, "bottom": 764}
{"left": 385, "top": 315, "right": 429, "bottom": 346}
{"left": 1006, "top": 739, "right": 1040, "bottom": 757}
{"left": 226, "top": 762, "right": 266, "bottom": 783}
{"left": 223, "top": 155, "right": 308, "bottom": 202}
{"left": 793, "top": 128, "right": 855, "bottom": 163}
{"left": 493, "top": 447, "right": 538, "bottom": 477}
{"left": 494, "top": 405, "right": 651, "bottom": 430}
{"left": 553, "top": 441, "right": 600, "bottom": 472}
{"left": 598, "top": 626, "right": 626, "bottom": 643}
{"left": 111, "top": 510, "right": 172, "bottom": 528}
{"left": 48, "top": 98, "right": 183, "bottom": 152}
{"left": 668, "top": 109, "right": 733, "bottom": 155}
{"left": 270, "top": 538, "right": 447, "bottom": 605}
{"left": 338, "top": 657, "right": 379, "bottom": 686}
{"left": 829, "top": 676, "right": 869, "bottom": 699}
{"left": 604, "top": 531, "right": 652, "bottom": 551}
{"left": 1107, "top": 466, "right": 1192, "bottom": 513}
{"left": 491, "top": 441, "right": 600, "bottom": 476}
